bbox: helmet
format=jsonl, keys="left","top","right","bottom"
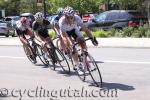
{"left": 20, "top": 17, "right": 27, "bottom": 24}
{"left": 34, "top": 12, "right": 44, "bottom": 22}
{"left": 57, "top": 8, "right": 64, "bottom": 17}
{"left": 64, "top": 6, "right": 74, "bottom": 17}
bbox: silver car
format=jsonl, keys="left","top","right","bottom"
{"left": 0, "top": 20, "right": 16, "bottom": 37}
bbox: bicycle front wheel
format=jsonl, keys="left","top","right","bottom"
{"left": 36, "top": 44, "right": 49, "bottom": 66}
{"left": 23, "top": 45, "right": 37, "bottom": 64}
{"left": 85, "top": 53, "right": 102, "bottom": 87}
{"left": 54, "top": 48, "right": 70, "bottom": 74}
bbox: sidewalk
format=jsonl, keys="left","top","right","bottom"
{"left": 0, "top": 37, "right": 150, "bottom": 48}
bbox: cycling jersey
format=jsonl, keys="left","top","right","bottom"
{"left": 59, "top": 15, "right": 85, "bottom": 40}
{"left": 32, "top": 19, "right": 50, "bottom": 38}
{"left": 16, "top": 20, "right": 30, "bottom": 31}
{"left": 16, "top": 20, "right": 30, "bottom": 36}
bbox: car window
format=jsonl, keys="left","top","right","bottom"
{"left": 128, "top": 12, "right": 142, "bottom": 17}
{"left": 119, "top": 12, "right": 129, "bottom": 19}
{"left": 0, "top": 22, "right": 7, "bottom": 27}
{"left": 106, "top": 12, "right": 119, "bottom": 20}
{"left": 13, "top": 16, "right": 19, "bottom": 21}
{"left": 96, "top": 13, "right": 107, "bottom": 21}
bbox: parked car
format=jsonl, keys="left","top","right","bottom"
{"left": 5, "top": 16, "right": 19, "bottom": 28}
{"left": 0, "top": 20, "right": 16, "bottom": 37}
{"left": 86, "top": 10, "right": 148, "bottom": 30}
{"left": 82, "top": 13, "right": 98, "bottom": 23}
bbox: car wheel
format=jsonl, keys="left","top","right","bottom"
{"left": 5, "top": 34, "right": 9, "bottom": 37}
{"left": 5, "top": 30, "right": 9, "bottom": 37}
{"left": 12, "top": 30, "right": 16, "bottom": 37}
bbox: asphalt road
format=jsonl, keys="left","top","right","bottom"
{"left": 0, "top": 46, "right": 150, "bottom": 100}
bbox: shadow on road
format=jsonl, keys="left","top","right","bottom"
{"left": 95, "top": 61, "right": 104, "bottom": 63}
{"left": 102, "top": 82, "right": 135, "bottom": 91}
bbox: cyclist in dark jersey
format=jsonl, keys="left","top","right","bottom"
{"left": 32, "top": 12, "right": 54, "bottom": 59}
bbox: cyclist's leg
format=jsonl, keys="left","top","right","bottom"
{"left": 26, "top": 28, "right": 35, "bottom": 38}
{"left": 75, "top": 27, "right": 87, "bottom": 51}
{"left": 16, "top": 28, "right": 32, "bottom": 56}
{"left": 66, "top": 29, "right": 81, "bottom": 68}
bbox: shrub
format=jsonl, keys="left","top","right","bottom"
{"left": 107, "top": 28, "right": 116, "bottom": 37}
{"left": 122, "top": 27, "right": 134, "bottom": 37}
{"left": 131, "top": 30, "right": 141, "bottom": 38}
{"left": 92, "top": 29, "right": 108, "bottom": 37}
{"left": 146, "top": 29, "right": 150, "bottom": 38}
{"left": 138, "top": 26, "right": 146, "bottom": 37}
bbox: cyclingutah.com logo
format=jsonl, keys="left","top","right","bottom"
{"left": 0, "top": 86, "right": 118, "bottom": 100}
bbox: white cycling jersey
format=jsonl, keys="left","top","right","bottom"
{"left": 59, "top": 15, "right": 84, "bottom": 33}
{"left": 16, "top": 20, "right": 30, "bottom": 31}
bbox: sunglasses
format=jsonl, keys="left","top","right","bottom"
{"left": 66, "top": 15, "right": 73, "bottom": 19}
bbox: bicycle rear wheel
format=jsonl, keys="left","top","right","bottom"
{"left": 53, "top": 47, "right": 70, "bottom": 74}
{"left": 85, "top": 53, "right": 102, "bottom": 87}
{"left": 23, "top": 45, "right": 37, "bottom": 64}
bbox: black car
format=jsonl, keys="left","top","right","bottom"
{"left": 86, "top": 10, "right": 148, "bottom": 30}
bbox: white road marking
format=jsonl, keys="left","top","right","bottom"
{"left": 0, "top": 56, "right": 26, "bottom": 59}
{"left": 0, "top": 55, "right": 150, "bottom": 64}
{"left": 102, "top": 60, "right": 150, "bottom": 64}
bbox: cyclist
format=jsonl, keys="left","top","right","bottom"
{"left": 16, "top": 17, "right": 35, "bottom": 60}
{"left": 50, "top": 8, "right": 66, "bottom": 52}
{"left": 59, "top": 6, "right": 98, "bottom": 72}
{"left": 32, "top": 12, "right": 54, "bottom": 62}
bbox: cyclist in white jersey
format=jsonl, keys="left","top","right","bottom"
{"left": 59, "top": 6, "right": 98, "bottom": 71}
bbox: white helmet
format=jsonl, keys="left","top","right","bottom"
{"left": 64, "top": 6, "right": 74, "bottom": 16}
{"left": 34, "top": 12, "right": 44, "bottom": 21}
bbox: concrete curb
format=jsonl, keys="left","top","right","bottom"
{"left": 0, "top": 37, "right": 150, "bottom": 48}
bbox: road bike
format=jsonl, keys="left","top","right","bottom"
{"left": 72, "top": 38, "right": 102, "bottom": 87}
{"left": 39, "top": 40, "right": 71, "bottom": 74}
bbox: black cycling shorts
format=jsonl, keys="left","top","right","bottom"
{"left": 38, "top": 28, "right": 49, "bottom": 38}
{"left": 66, "top": 29, "right": 78, "bottom": 40}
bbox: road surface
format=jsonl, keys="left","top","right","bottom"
{"left": 0, "top": 46, "right": 150, "bottom": 100}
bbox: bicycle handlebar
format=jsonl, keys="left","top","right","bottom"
{"left": 72, "top": 38, "right": 91, "bottom": 50}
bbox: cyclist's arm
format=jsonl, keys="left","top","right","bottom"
{"left": 52, "top": 23, "right": 60, "bottom": 36}
{"left": 76, "top": 15, "right": 94, "bottom": 39}
{"left": 81, "top": 25, "right": 93, "bottom": 39}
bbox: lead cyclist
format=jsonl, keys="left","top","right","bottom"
{"left": 59, "top": 6, "right": 98, "bottom": 73}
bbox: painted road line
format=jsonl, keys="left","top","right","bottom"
{"left": 0, "top": 55, "right": 150, "bottom": 65}
{"left": 0, "top": 56, "right": 26, "bottom": 59}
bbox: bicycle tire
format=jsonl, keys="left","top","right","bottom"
{"left": 36, "top": 44, "right": 49, "bottom": 66}
{"left": 75, "top": 62, "right": 86, "bottom": 81}
{"left": 23, "top": 45, "right": 37, "bottom": 64}
{"left": 53, "top": 47, "right": 70, "bottom": 74}
{"left": 85, "top": 53, "right": 102, "bottom": 87}
{"left": 56, "top": 39, "right": 74, "bottom": 67}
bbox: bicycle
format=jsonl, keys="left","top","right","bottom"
{"left": 40, "top": 40, "right": 71, "bottom": 74}
{"left": 23, "top": 37, "right": 52, "bottom": 66}
{"left": 23, "top": 38, "right": 37, "bottom": 64}
{"left": 72, "top": 38, "right": 103, "bottom": 87}
{"left": 55, "top": 37, "right": 74, "bottom": 67}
